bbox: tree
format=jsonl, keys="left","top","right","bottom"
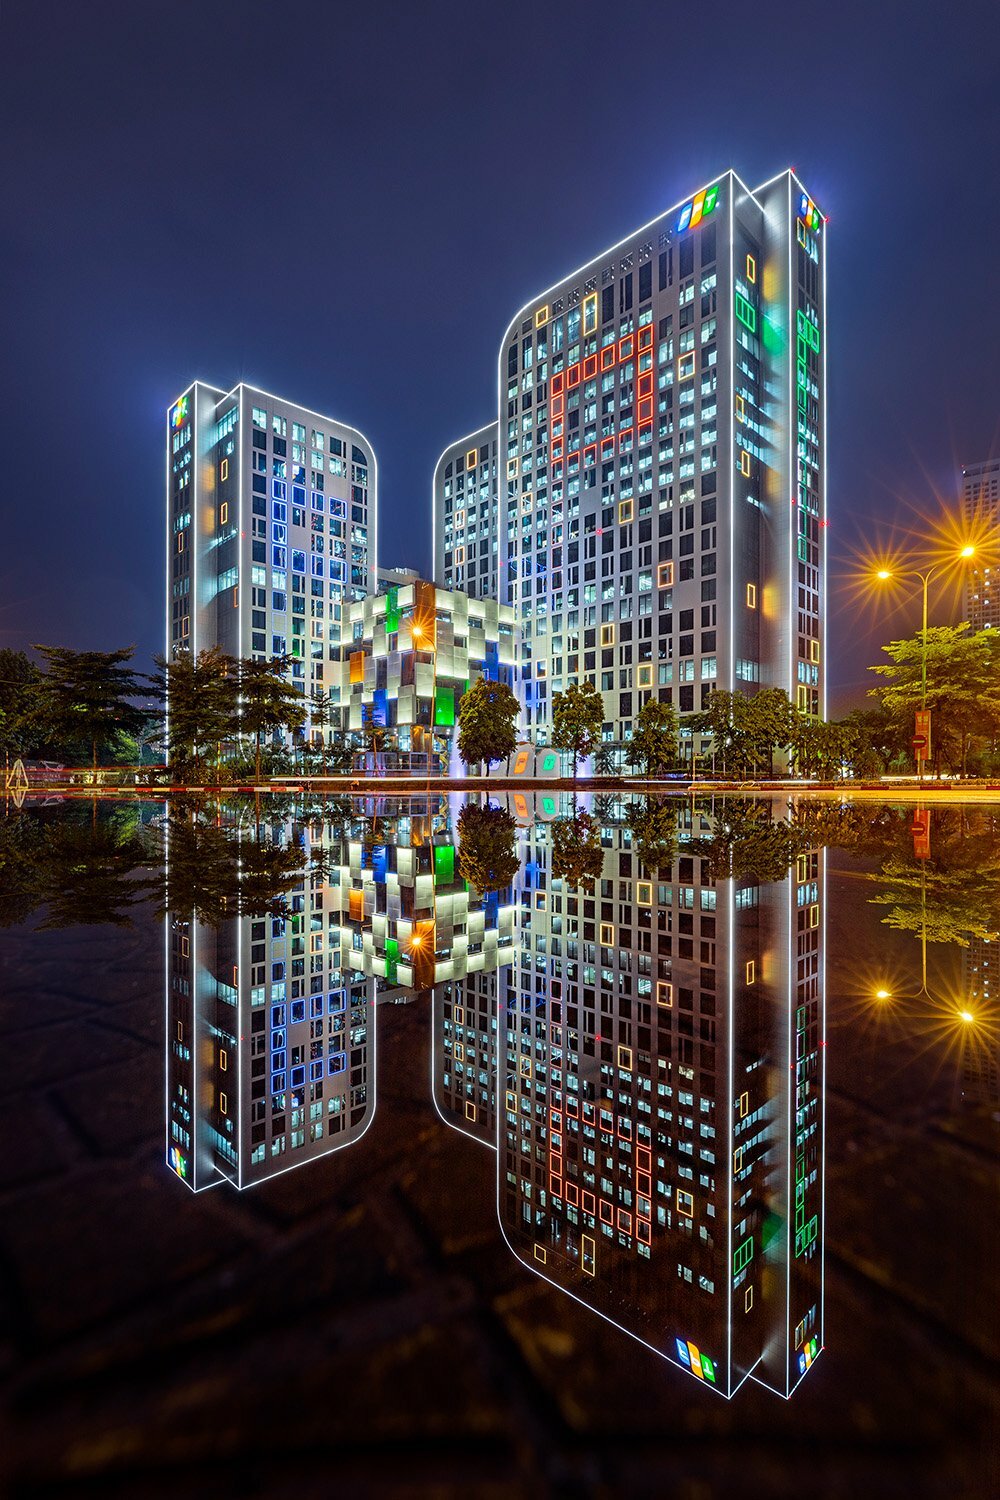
{"left": 551, "top": 807, "right": 604, "bottom": 887}
{"left": 868, "top": 624, "right": 1000, "bottom": 776}
{"left": 457, "top": 802, "right": 520, "bottom": 893}
{"left": 626, "top": 699, "right": 678, "bottom": 778}
{"left": 153, "top": 647, "right": 239, "bottom": 779}
{"left": 692, "top": 687, "right": 795, "bottom": 777}
{"left": 457, "top": 676, "right": 520, "bottom": 772}
{"left": 552, "top": 680, "right": 604, "bottom": 777}
{"left": 787, "top": 714, "right": 846, "bottom": 778}
{"left": 33, "top": 645, "right": 150, "bottom": 770}
{"left": 0, "top": 649, "right": 43, "bottom": 766}
{"left": 237, "top": 656, "right": 308, "bottom": 782}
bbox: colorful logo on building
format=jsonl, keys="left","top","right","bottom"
{"left": 797, "top": 1336, "right": 820, "bottom": 1375}
{"left": 676, "top": 183, "right": 719, "bottom": 233}
{"left": 675, "top": 1336, "right": 717, "bottom": 1383}
{"left": 171, "top": 395, "right": 189, "bottom": 429}
{"left": 798, "top": 193, "right": 822, "bottom": 232}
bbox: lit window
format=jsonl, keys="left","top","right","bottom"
{"left": 746, "top": 583, "right": 757, "bottom": 608}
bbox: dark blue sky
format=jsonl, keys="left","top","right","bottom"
{"left": 2, "top": 0, "right": 997, "bottom": 708}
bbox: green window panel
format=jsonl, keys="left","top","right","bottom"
{"left": 734, "top": 291, "right": 757, "bottom": 333}
{"left": 434, "top": 686, "right": 455, "bottom": 726}
{"left": 434, "top": 845, "right": 455, "bottom": 886}
{"left": 385, "top": 586, "right": 400, "bottom": 635}
{"left": 733, "top": 1236, "right": 754, "bottom": 1275}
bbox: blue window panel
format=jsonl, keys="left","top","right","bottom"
{"left": 271, "top": 1005, "right": 286, "bottom": 1027}
{"left": 271, "top": 1071, "right": 286, "bottom": 1092}
{"left": 272, "top": 479, "right": 286, "bottom": 500}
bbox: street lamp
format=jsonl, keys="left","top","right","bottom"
{"left": 873, "top": 544, "right": 976, "bottom": 776}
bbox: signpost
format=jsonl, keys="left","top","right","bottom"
{"left": 913, "top": 709, "right": 931, "bottom": 774}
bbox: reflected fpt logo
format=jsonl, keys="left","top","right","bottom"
{"left": 675, "top": 1336, "right": 717, "bottom": 1383}
{"left": 171, "top": 395, "right": 189, "bottom": 429}
{"left": 676, "top": 183, "right": 719, "bottom": 233}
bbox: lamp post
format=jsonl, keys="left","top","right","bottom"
{"left": 874, "top": 545, "right": 975, "bottom": 779}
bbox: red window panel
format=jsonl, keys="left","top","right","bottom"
{"left": 637, "top": 324, "right": 654, "bottom": 351}
{"left": 618, "top": 334, "right": 634, "bottom": 361}
{"left": 567, "top": 363, "right": 581, "bottom": 388}
{"left": 583, "top": 353, "right": 598, "bottom": 379}
{"left": 600, "top": 344, "right": 617, "bottom": 372}
{"left": 637, "top": 1219, "right": 652, "bottom": 1244}
{"left": 549, "top": 1174, "right": 563, "bottom": 1197}
{"left": 638, "top": 370, "right": 653, "bottom": 397}
{"left": 551, "top": 371, "right": 564, "bottom": 395}
{"left": 552, "top": 392, "right": 564, "bottom": 419}
{"left": 638, "top": 396, "right": 653, "bottom": 423}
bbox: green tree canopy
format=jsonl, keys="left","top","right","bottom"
{"left": 237, "top": 655, "right": 308, "bottom": 781}
{"left": 33, "top": 645, "right": 150, "bottom": 770}
{"left": 868, "top": 623, "right": 1000, "bottom": 775}
{"left": 153, "top": 647, "right": 239, "bottom": 778}
{"left": 552, "top": 680, "right": 604, "bottom": 777}
{"left": 626, "top": 699, "right": 679, "bottom": 778}
{"left": 0, "top": 648, "right": 43, "bottom": 763}
{"left": 457, "top": 802, "right": 521, "bottom": 894}
{"left": 457, "top": 677, "right": 520, "bottom": 771}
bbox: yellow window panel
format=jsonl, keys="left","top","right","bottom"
{"left": 618, "top": 498, "right": 633, "bottom": 524}
{"left": 535, "top": 304, "right": 549, "bottom": 327}
{"left": 746, "top": 582, "right": 757, "bottom": 608}
{"left": 746, "top": 253, "right": 756, "bottom": 283}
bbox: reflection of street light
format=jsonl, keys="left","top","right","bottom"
{"left": 958, "top": 1008, "right": 976, "bottom": 1024}
{"left": 873, "top": 545, "right": 976, "bottom": 777}
{"left": 874, "top": 987, "right": 892, "bottom": 1001}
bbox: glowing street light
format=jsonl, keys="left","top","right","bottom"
{"left": 872, "top": 544, "right": 977, "bottom": 776}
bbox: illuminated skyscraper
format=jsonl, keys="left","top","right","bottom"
{"left": 960, "top": 459, "right": 999, "bottom": 632}
{"left": 166, "top": 381, "right": 376, "bottom": 738}
{"left": 432, "top": 171, "right": 827, "bottom": 756}
{"left": 433, "top": 424, "right": 500, "bottom": 598}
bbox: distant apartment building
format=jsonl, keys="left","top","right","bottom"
{"left": 433, "top": 424, "right": 500, "bottom": 598}
{"left": 166, "top": 381, "right": 376, "bottom": 737}
{"left": 432, "top": 170, "right": 827, "bottom": 752}
{"left": 960, "top": 459, "right": 999, "bottom": 632}
{"left": 336, "top": 578, "right": 516, "bottom": 753}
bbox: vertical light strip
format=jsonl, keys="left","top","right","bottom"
{"left": 784, "top": 814, "right": 794, "bottom": 1392}
{"left": 192, "top": 387, "right": 199, "bottom": 660}
{"left": 235, "top": 386, "right": 244, "bottom": 663}
{"left": 820, "top": 218, "right": 828, "bottom": 718}
{"left": 786, "top": 177, "right": 795, "bottom": 704}
{"left": 725, "top": 875, "right": 735, "bottom": 1395}
{"left": 727, "top": 176, "right": 736, "bottom": 694}
{"left": 819, "top": 845, "right": 827, "bottom": 1356}
{"left": 163, "top": 810, "right": 171, "bottom": 1178}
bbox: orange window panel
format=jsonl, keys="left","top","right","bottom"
{"left": 637, "top": 324, "right": 653, "bottom": 351}
{"left": 349, "top": 650, "right": 365, "bottom": 684}
{"left": 348, "top": 888, "right": 364, "bottom": 921}
{"left": 637, "top": 370, "right": 653, "bottom": 397}
{"left": 566, "top": 363, "right": 581, "bottom": 388}
{"left": 618, "top": 334, "right": 634, "bottom": 361}
{"left": 600, "top": 344, "right": 617, "bottom": 372}
{"left": 551, "top": 371, "right": 565, "bottom": 395}
{"left": 583, "top": 353, "right": 598, "bottom": 379}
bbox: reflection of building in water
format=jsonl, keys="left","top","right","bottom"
{"left": 961, "top": 936, "right": 998, "bottom": 1105}
{"left": 500, "top": 802, "right": 824, "bottom": 1398}
{"left": 166, "top": 812, "right": 374, "bottom": 1190}
{"left": 432, "top": 794, "right": 568, "bottom": 1147}
{"left": 331, "top": 799, "right": 515, "bottom": 991}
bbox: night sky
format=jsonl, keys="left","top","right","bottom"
{"left": 3, "top": 0, "right": 997, "bottom": 709}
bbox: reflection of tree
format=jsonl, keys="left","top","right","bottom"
{"left": 457, "top": 802, "right": 520, "bottom": 895}
{"left": 859, "top": 812, "right": 1000, "bottom": 949}
{"left": 0, "top": 804, "right": 150, "bottom": 928}
{"left": 157, "top": 807, "right": 307, "bottom": 926}
{"left": 625, "top": 798, "right": 677, "bottom": 874}
{"left": 551, "top": 807, "right": 604, "bottom": 889}
{"left": 693, "top": 799, "right": 805, "bottom": 883}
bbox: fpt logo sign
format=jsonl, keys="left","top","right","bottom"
{"left": 798, "top": 192, "right": 822, "bottom": 233}
{"left": 171, "top": 394, "right": 189, "bottom": 430}
{"left": 676, "top": 183, "right": 720, "bottom": 233}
